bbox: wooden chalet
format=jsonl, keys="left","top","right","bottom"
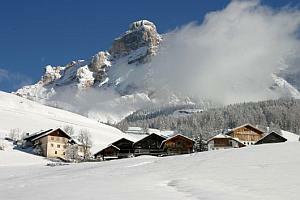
{"left": 207, "top": 134, "right": 245, "bottom": 151}
{"left": 94, "top": 145, "right": 120, "bottom": 160}
{"left": 255, "top": 131, "right": 287, "bottom": 145}
{"left": 226, "top": 123, "right": 265, "bottom": 145}
{"left": 133, "top": 133, "right": 166, "bottom": 156}
{"left": 160, "top": 134, "right": 195, "bottom": 155}
{"left": 111, "top": 138, "right": 134, "bottom": 158}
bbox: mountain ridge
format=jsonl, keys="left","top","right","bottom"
{"left": 14, "top": 19, "right": 300, "bottom": 123}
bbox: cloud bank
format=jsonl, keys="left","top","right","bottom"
{"left": 145, "top": 0, "right": 300, "bottom": 104}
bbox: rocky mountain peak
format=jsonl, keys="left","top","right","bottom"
{"left": 109, "top": 20, "right": 161, "bottom": 63}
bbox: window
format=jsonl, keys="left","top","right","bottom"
{"left": 51, "top": 144, "right": 54, "bottom": 147}
{"left": 55, "top": 151, "right": 57, "bottom": 154}
{"left": 63, "top": 145, "right": 67, "bottom": 149}
{"left": 57, "top": 144, "right": 60, "bottom": 148}
{"left": 51, "top": 137, "right": 54, "bottom": 140}
{"left": 63, "top": 152, "right": 65, "bottom": 155}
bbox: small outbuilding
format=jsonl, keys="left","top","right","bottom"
{"left": 255, "top": 131, "right": 287, "bottom": 145}
{"left": 133, "top": 133, "right": 166, "bottom": 156}
{"left": 207, "top": 134, "right": 245, "bottom": 151}
{"left": 160, "top": 134, "right": 195, "bottom": 155}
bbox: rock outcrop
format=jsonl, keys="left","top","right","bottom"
{"left": 109, "top": 20, "right": 161, "bottom": 64}
{"left": 88, "top": 51, "right": 111, "bottom": 82}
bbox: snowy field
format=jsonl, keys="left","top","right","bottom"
{"left": 1, "top": 142, "right": 300, "bottom": 200}
{"left": 0, "top": 92, "right": 137, "bottom": 152}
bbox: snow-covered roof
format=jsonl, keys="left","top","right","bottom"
{"left": 231, "top": 123, "right": 265, "bottom": 134}
{"left": 125, "top": 127, "right": 146, "bottom": 134}
{"left": 207, "top": 134, "right": 244, "bottom": 146}
{"left": 23, "top": 129, "right": 53, "bottom": 140}
{"left": 255, "top": 131, "right": 287, "bottom": 144}
{"left": 133, "top": 133, "right": 167, "bottom": 145}
{"left": 160, "top": 134, "right": 195, "bottom": 147}
{"left": 280, "top": 130, "right": 299, "bottom": 142}
{"left": 31, "top": 128, "right": 72, "bottom": 141}
{"left": 94, "top": 144, "right": 120, "bottom": 156}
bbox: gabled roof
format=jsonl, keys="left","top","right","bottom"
{"left": 111, "top": 138, "right": 134, "bottom": 146}
{"left": 23, "top": 129, "right": 53, "bottom": 141}
{"left": 207, "top": 134, "right": 233, "bottom": 142}
{"left": 161, "top": 134, "right": 195, "bottom": 145}
{"left": 94, "top": 144, "right": 120, "bottom": 156}
{"left": 226, "top": 123, "right": 265, "bottom": 135}
{"left": 28, "top": 128, "right": 72, "bottom": 142}
{"left": 207, "top": 134, "right": 246, "bottom": 147}
{"left": 133, "top": 133, "right": 167, "bottom": 146}
{"left": 160, "top": 134, "right": 195, "bottom": 148}
{"left": 255, "top": 131, "right": 287, "bottom": 145}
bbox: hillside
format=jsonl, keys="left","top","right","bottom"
{"left": 118, "top": 98, "right": 300, "bottom": 138}
{"left": 0, "top": 91, "right": 133, "bottom": 152}
{"left": 1, "top": 142, "right": 300, "bottom": 200}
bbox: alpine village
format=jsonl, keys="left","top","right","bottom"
{"left": 3, "top": 123, "right": 297, "bottom": 163}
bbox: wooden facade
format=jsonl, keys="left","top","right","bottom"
{"left": 161, "top": 134, "right": 195, "bottom": 155}
{"left": 133, "top": 133, "right": 166, "bottom": 156}
{"left": 226, "top": 124, "right": 264, "bottom": 145}
{"left": 255, "top": 131, "right": 287, "bottom": 145}
{"left": 207, "top": 134, "right": 245, "bottom": 151}
{"left": 94, "top": 145, "right": 120, "bottom": 160}
{"left": 112, "top": 138, "right": 134, "bottom": 158}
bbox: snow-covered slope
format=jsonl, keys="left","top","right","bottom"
{"left": 0, "top": 139, "right": 48, "bottom": 166}
{"left": 0, "top": 91, "right": 135, "bottom": 152}
{"left": 1, "top": 142, "right": 300, "bottom": 200}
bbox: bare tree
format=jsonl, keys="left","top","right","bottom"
{"left": 9, "top": 128, "right": 21, "bottom": 141}
{"left": 0, "top": 141, "right": 5, "bottom": 151}
{"left": 78, "top": 129, "right": 92, "bottom": 161}
{"left": 62, "top": 125, "right": 75, "bottom": 136}
{"left": 65, "top": 144, "right": 79, "bottom": 162}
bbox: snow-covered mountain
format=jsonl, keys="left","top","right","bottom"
{"left": 14, "top": 19, "right": 300, "bottom": 122}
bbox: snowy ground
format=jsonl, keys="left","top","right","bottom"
{"left": 1, "top": 142, "right": 300, "bottom": 200}
{"left": 0, "top": 92, "right": 137, "bottom": 153}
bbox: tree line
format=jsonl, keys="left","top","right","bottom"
{"left": 116, "top": 98, "right": 300, "bottom": 140}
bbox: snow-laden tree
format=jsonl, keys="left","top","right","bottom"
{"left": 78, "top": 129, "right": 92, "bottom": 160}
{"left": 65, "top": 144, "right": 79, "bottom": 162}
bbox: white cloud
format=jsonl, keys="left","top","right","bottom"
{"left": 143, "top": 0, "right": 300, "bottom": 104}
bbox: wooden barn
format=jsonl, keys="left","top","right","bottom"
{"left": 133, "top": 133, "right": 166, "bottom": 156}
{"left": 207, "top": 134, "right": 245, "bottom": 151}
{"left": 94, "top": 145, "right": 120, "bottom": 160}
{"left": 255, "top": 131, "right": 287, "bottom": 145}
{"left": 226, "top": 123, "right": 265, "bottom": 145}
{"left": 111, "top": 138, "right": 134, "bottom": 158}
{"left": 160, "top": 134, "right": 195, "bottom": 155}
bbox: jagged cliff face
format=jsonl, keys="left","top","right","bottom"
{"left": 110, "top": 20, "right": 161, "bottom": 63}
{"left": 15, "top": 20, "right": 161, "bottom": 98}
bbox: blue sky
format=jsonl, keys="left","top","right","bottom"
{"left": 0, "top": 0, "right": 299, "bottom": 92}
